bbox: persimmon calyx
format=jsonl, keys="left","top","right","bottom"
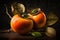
{"left": 31, "top": 8, "right": 41, "bottom": 15}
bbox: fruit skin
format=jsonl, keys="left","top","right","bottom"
{"left": 10, "top": 14, "right": 33, "bottom": 34}
{"left": 28, "top": 11, "right": 46, "bottom": 28}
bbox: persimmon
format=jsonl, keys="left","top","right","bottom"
{"left": 10, "top": 14, "right": 33, "bottom": 34}
{"left": 28, "top": 8, "right": 46, "bottom": 28}
{"left": 10, "top": 3, "right": 34, "bottom": 34}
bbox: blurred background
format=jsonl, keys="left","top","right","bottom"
{"left": 0, "top": 0, "right": 60, "bottom": 38}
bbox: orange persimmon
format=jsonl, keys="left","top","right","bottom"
{"left": 28, "top": 8, "right": 46, "bottom": 28}
{"left": 10, "top": 14, "right": 33, "bottom": 34}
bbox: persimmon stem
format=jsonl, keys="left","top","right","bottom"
{"left": 5, "top": 4, "right": 12, "bottom": 19}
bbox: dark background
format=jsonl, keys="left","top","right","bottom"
{"left": 0, "top": 0, "right": 60, "bottom": 38}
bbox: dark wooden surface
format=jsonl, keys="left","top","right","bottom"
{"left": 0, "top": 29, "right": 56, "bottom": 40}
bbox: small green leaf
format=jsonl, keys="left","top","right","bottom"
{"left": 31, "top": 9, "right": 39, "bottom": 15}
{"left": 31, "top": 32, "right": 42, "bottom": 37}
{"left": 32, "top": 9, "right": 37, "bottom": 13}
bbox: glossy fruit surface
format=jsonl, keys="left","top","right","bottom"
{"left": 10, "top": 14, "right": 33, "bottom": 34}
{"left": 28, "top": 8, "right": 46, "bottom": 28}
{"left": 33, "top": 11, "right": 46, "bottom": 28}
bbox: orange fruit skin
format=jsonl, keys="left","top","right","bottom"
{"left": 29, "top": 11, "right": 46, "bottom": 28}
{"left": 10, "top": 14, "right": 33, "bottom": 34}
{"left": 33, "top": 11, "right": 46, "bottom": 28}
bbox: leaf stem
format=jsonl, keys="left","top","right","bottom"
{"left": 5, "top": 4, "right": 12, "bottom": 19}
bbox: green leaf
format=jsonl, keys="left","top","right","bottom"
{"left": 31, "top": 8, "right": 39, "bottom": 15}
{"left": 31, "top": 32, "right": 42, "bottom": 37}
{"left": 47, "top": 12, "right": 59, "bottom": 26}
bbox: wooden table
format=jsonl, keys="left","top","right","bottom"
{"left": 0, "top": 29, "right": 56, "bottom": 40}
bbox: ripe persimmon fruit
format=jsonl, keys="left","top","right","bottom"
{"left": 10, "top": 14, "right": 33, "bottom": 34}
{"left": 28, "top": 8, "right": 46, "bottom": 28}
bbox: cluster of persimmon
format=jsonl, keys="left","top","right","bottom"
{"left": 10, "top": 3, "right": 46, "bottom": 34}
